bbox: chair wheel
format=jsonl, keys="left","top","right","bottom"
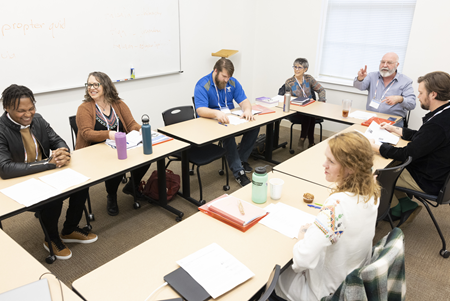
{"left": 83, "top": 225, "right": 92, "bottom": 232}
{"left": 45, "top": 255, "right": 56, "bottom": 264}
{"left": 289, "top": 149, "right": 295, "bottom": 154}
{"left": 199, "top": 200, "right": 206, "bottom": 205}
{"left": 133, "top": 202, "right": 141, "bottom": 209}
{"left": 89, "top": 214, "right": 95, "bottom": 221}
{"left": 175, "top": 217, "right": 182, "bottom": 222}
{"left": 189, "top": 170, "right": 194, "bottom": 176}
{"left": 218, "top": 169, "right": 224, "bottom": 176}
{"left": 121, "top": 177, "right": 128, "bottom": 184}
{"left": 223, "top": 185, "right": 230, "bottom": 191}
{"left": 282, "top": 145, "right": 286, "bottom": 148}
{"left": 440, "top": 249, "right": 450, "bottom": 258}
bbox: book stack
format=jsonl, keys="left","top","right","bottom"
{"left": 255, "top": 96, "right": 279, "bottom": 106}
{"left": 291, "top": 96, "right": 310, "bottom": 105}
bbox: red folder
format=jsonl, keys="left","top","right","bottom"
{"left": 361, "top": 117, "right": 395, "bottom": 127}
{"left": 252, "top": 104, "right": 276, "bottom": 115}
{"left": 199, "top": 194, "right": 268, "bottom": 232}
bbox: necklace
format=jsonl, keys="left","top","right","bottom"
{"left": 96, "top": 101, "right": 109, "bottom": 113}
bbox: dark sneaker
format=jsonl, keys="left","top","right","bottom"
{"left": 43, "top": 238, "right": 72, "bottom": 260}
{"left": 235, "top": 170, "right": 251, "bottom": 187}
{"left": 122, "top": 182, "right": 145, "bottom": 199}
{"left": 61, "top": 227, "right": 98, "bottom": 244}
{"left": 398, "top": 206, "right": 422, "bottom": 229}
{"left": 107, "top": 194, "right": 119, "bottom": 216}
{"left": 242, "top": 162, "right": 253, "bottom": 173}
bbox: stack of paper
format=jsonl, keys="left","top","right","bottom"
{"left": 1, "top": 169, "right": 90, "bottom": 207}
{"left": 231, "top": 109, "right": 262, "bottom": 116}
{"left": 177, "top": 243, "right": 254, "bottom": 299}
{"left": 227, "top": 115, "right": 248, "bottom": 125}
{"left": 208, "top": 195, "right": 267, "bottom": 226}
{"left": 255, "top": 96, "right": 279, "bottom": 105}
{"left": 349, "top": 110, "right": 377, "bottom": 120}
{"left": 259, "top": 202, "right": 315, "bottom": 238}
{"left": 364, "top": 121, "right": 400, "bottom": 145}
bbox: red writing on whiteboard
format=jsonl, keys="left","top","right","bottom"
{"left": 1, "top": 20, "right": 45, "bottom": 37}
{"left": 1, "top": 51, "right": 15, "bottom": 59}
{"left": 49, "top": 19, "right": 66, "bottom": 38}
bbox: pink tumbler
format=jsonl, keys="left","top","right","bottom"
{"left": 115, "top": 132, "right": 127, "bottom": 160}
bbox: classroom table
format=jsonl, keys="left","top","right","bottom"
{"left": 72, "top": 172, "right": 331, "bottom": 301}
{"left": 158, "top": 105, "right": 296, "bottom": 164}
{"left": 0, "top": 229, "right": 82, "bottom": 300}
{"left": 278, "top": 100, "right": 402, "bottom": 125}
{"left": 0, "top": 138, "right": 192, "bottom": 227}
{"left": 274, "top": 124, "right": 409, "bottom": 188}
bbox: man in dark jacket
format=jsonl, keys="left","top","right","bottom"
{"left": 370, "top": 71, "right": 450, "bottom": 228}
{"left": 0, "top": 84, "right": 97, "bottom": 260}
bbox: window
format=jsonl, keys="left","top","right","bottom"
{"left": 318, "top": 0, "right": 417, "bottom": 83}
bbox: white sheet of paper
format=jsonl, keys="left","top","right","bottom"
{"left": 176, "top": 243, "right": 254, "bottom": 299}
{"left": 227, "top": 115, "right": 248, "bottom": 125}
{"left": 0, "top": 178, "right": 61, "bottom": 207}
{"left": 259, "top": 202, "right": 316, "bottom": 238}
{"left": 39, "top": 168, "right": 90, "bottom": 191}
{"left": 364, "top": 121, "right": 400, "bottom": 145}
{"left": 348, "top": 110, "right": 377, "bottom": 120}
{"left": 231, "top": 109, "right": 261, "bottom": 116}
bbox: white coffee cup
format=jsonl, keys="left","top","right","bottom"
{"left": 269, "top": 178, "right": 284, "bottom": 200}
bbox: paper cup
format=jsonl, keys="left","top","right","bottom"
{"left": 269, "top": 178, "right": 284, "bottom": 200}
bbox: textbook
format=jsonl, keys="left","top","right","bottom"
{"left": 199, "top": 194, "right": 268, "bottom": 232}
{"left": 105, "top": 130, "right": 173, "bottom": 149}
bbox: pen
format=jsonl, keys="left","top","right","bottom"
{"left": 314, "top": 203, "right": 323, "bottom": 206}
{"left": 237, "top": 200, "right": 245, "bottom": 215}
{"left": 218, "top": 122, "right": 228, "bottom": 127}
{"left": 307, "top": 204, "right": 321, "bottom": 209}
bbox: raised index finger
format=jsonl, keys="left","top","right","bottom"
{"left": 364, "top": 65, "right": 367, "bottom": 72}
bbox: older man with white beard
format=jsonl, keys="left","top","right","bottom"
{"left": 353, "top": 52, "right": 416, "bottom": 127}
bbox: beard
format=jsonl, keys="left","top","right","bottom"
{"left": 379, "top": 67, "right": 396, "bottom": 77}
{"left": 214, "top": 73, "right": 227, "bottom": 90}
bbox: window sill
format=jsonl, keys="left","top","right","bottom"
{"left": 316, "top": 76, "right": 368, "bottom": 96}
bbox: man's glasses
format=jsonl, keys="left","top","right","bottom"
{"left": 85, "top": 83, "right": 101, "bottom": 89}
{"left": 292, "top": 66, "right": 304, "bottom": 70}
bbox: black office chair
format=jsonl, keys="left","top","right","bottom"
{"left": 249, "top": 264, "right": 281, "bottom": 301}
{"left": 403, "top": 110, "right": 411, "bottom": 128}
{"left": 278, "top": 84, "right": 324, "bottom": 154}
{"left": 162, "top": 106, "right": 230, "bottom": 203}
{"left": 395, "top": 172, "right": 450, "bottom": 258}
{"left": 374, "top": 156, "right": 412, "bottom": 228}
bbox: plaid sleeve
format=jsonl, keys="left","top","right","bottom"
{"left": 314, "top": 199, "right": 345, "bottom": 244}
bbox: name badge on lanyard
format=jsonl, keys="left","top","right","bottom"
{"left": 370, "top": 79, "right": 394, "bottom": 110}
{"left": 215, "top": 83, "right": 230, "bottom": 114}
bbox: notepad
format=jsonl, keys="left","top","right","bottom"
{"left": 208, "top": 195, "right": 267, "bottom": 226}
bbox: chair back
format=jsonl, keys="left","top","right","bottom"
{"left": 68, "top": 115, "right": 78, "bottom": 150}
{"left": 257, "top": 264, "right": 281, "bottom": 301}
{"left": 437, "top": 172, "right": 450, "bottom": 205}
{"left": 403, "top": 110, "right": 411, "bottom": 128}
{"left": 375, "top": 156, "right": 412, "bottom": 222}
{"left": 162, "top": 106, "right": 195, "bottom": 126}
{"left": 192, "top": 96, "right": 198, "bottom": 118}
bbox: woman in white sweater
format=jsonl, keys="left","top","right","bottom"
{"left": 274, "top": 131, "right": 381, "bottom": 301}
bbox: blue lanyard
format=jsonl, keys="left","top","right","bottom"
{"left": 214, "top": 81, "right": 228, "bottom": 110}
{"left": 295, "top": 77, "right": 307, "bottom": 97}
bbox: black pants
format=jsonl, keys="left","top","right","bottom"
{"left": 39, "top": 188, "right": 89, "bottom": 241}
{"left": 288, "top": 113, "right": 316, "bottom": 145}
{"left": 104, "top": 163, "right": 151, "bottom": 195}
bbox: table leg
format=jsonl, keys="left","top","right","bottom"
{"left": 155, "top": 159, "right": 184, "bottom": 221}
{"left": 177, "top": 149, "right": 205, "bottom": 206}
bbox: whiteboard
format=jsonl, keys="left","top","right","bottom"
{"left": 0, "top": 0, "right": 181, "bottom": 93}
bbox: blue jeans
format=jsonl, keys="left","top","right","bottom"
{"left": 222, "top": 127, "right": 259, "bottom": 178}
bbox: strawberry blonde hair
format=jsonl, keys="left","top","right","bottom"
{"left": 328, "top": 131, "right": 380, "bottom": 204}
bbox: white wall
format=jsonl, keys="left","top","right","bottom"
{"left": 20, "top": 0, "right": 450, "bottom": 149}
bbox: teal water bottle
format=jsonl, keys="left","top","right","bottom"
{"left": 141, "top": 114, "right": 153, "bottom": 155}
{"left": 252, "top": 166, "right": 268, "bottom": 204}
